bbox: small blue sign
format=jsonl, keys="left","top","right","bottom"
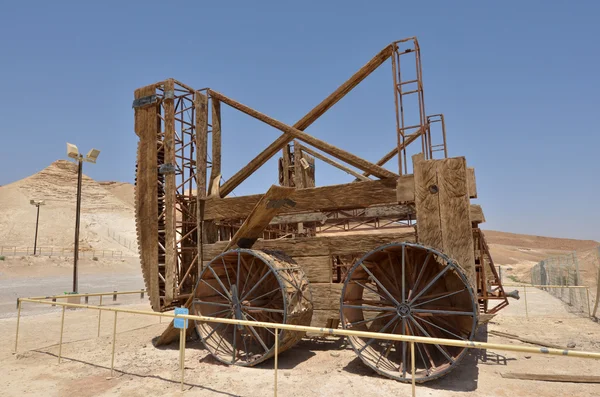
{"left": 174, "top": 307, "right": 189, "bottom": 329}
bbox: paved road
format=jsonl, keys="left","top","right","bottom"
{"left": 0, "top": 271, "right": 144, "bottom": 319}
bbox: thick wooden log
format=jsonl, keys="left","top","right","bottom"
{"left": 219, "top": 44, "right": 394, "bottom": 196}
{"left": 205, "top": 178, "right": 399, "bottom": 221}
{"left": 134, "top": 84, "right": 160, "bottom": 310}
{"left": 209, "top": 98, "right": 221, "bottom": 194}
{"left": 224, "top": 185, "right": 296, "bottom": 250}
{"left": 202, "top": 231, "right": 416, "bottom": 260}
{"left": 296, "top": 143, "right": 370, "bottom": 181}
{"left": 164, "top": 79, "right": 176, "bottom": 304}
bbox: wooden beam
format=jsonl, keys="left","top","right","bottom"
{"left": 204, "top": 178, "right": 399, "bottom": 220}
{"left": 209, "top": 90, "right": 397, "bottom": 180}
{"left": 500, "top": 373, "right": 600, "bottom": 383}
{"left": 134, "top": 84, "right": 160, "bottom": 311}
{"left": 294, "top": 256, "right": 332, "bottom": 283}
{"left": 270, "top": 211, "right": 328, "bottom": 225}
{"left": 467, "top": 167, "right": 477, "bottom": 198}
{"left": 361, "top": 126, "right": 424, "bottom": 178}
{"left": 470, "top": 204, "right": 485, "bottom": 224}
{"left": 268, "top": 204, "right": 415, "bottom": 226}
{"left": 164, "top": 79, "right": 176, "bottom": 304}
{"left": 413, "top": 154, "right": 443, "bottom": 250}
{"left": 218, "top": 44, "right": 395, "bottom": 196}
{"left": 195, "top": 91, "right": 209, "bottom": 280}
{"left": 397, "top": 174, "right": 416, "bottom": 202}
{"left": 203, "top": 230, "right": 416, "bottom": 259}
{"left": 209, "top": 97, "right": 222, "bottom": 195}
{"left": 223, "top": 185, "right": 296, "bottom": 250}
{"left": 296, "top": 142, "right": 370, "bottom": 181}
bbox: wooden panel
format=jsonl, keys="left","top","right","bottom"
{"left": 310, "top": 283, "right": 343, "bottom": 310}
{"left": 224, "top": 185, "right": 295, "bottom": 250}
{"left": 309, "top": 309, "right": 340, "bottom": 331}
{"left": 437, "top": 157, "right": 476, "bottom": 286}
{"left": 396, "top": 174, "right": 415, "bottom": 202}
{"left": 470, "top": 204, "right": 486, "bottom": 224}
{"left": 134, "top": 84, "right": 160, "bottom": 310}
{"left": 164, "top": 79, "right": 176, "bottom": 304}
{"left": 467, "top": 167, "right": 477, "bottom": 199}
{"left": 294, "top": 256, "right": 331, "bottom": 283}
{"left": 204, "top": 178, "right": 399, "bottom": 220}
{"left": 202, "top": 231, "right": 416, "bottom": 260}
{"left": 413, "top": 154, "right": 443, "bottom": 250}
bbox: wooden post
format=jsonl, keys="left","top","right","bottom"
{"left": 111, "top": 312, "right": 117, "bottom": 376}
{"left": 164, "top": 78, "right": 176, "bottom": 305}
{"left": 195, "top": 91, "right": 208, "bottom": 280}
{"left": 14, "top": 299, "right": 22, "bottom": 353}
{"left": 524, "top": 285, "right": 529, "bottom": 320}
{"left": 209, "top": 97, "right": 221, "bottom": 195}
{"left": 97, "top": 295, "right": 103, "bottom": 337}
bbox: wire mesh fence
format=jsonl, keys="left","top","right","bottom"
{"left": 531, "top": 247, "right": 599, "bottom": 317}
{"left": 0, "top": 246, "right": 124, "bottom": 259}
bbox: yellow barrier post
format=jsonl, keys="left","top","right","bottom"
{"left": 524, "top": 285, "right": 529, "bottom": 320}
{"left": 274, "top": 327, "right": 279, "bottom": 397}
{"left": 58, "top": 306, "right": 66, "bottom": 363}
{"left": 111, "top": 311, "right": 117, "bottom": 376}
{"left": 14, "top": 299, "right": 22, "bottom": 353}
{"left": 98, "top": 295, "right": 103, "bottom": 337}
{"left": 180, "top": 327, "right": 185, "bottom": 391}
{"left": 410, "top": 341, "right": 415, "bottom": 397}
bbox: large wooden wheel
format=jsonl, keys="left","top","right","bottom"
{"left": 341, "top": 242, "right": 478, "bottom": 383}
{"left": 193, "top": 249, "right": 313, "bottom": 366}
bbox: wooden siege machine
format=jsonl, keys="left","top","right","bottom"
{"left": 133, "top": 37, "right": 511, "bottom": 383}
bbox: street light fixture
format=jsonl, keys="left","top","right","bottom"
{"left": 29, "top": 200, "right": 45, "bottom": 256}
{"left": 66, "top": 142, "right": 100, "bottom": 293}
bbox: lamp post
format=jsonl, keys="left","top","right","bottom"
{"left": 66, "top": 143, "right": 100, "bottom": 293}
{"left": 29, "top": 200, "right": 45, "bottom": 256}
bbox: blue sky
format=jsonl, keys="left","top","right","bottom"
{"left": 1, "top": 1, "right": 598, "bottom": 241}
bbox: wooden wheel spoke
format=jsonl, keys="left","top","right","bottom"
{"left": 406, "top": 320, "right": 432, "bottom": 374}
{"left": 236, "top": 251, "right": 242, "bottom": 289}
{"left": 193, "top": 299, "right": 231, "bottom": 308}
{"left": 242, "top": 306, "right": 284, "bottom": 314}
{"left": 240, "top": 268, "right": 274, "bottom": 302}
{"left": 246, "top": 287, "right": 281, "bottom": 304}
{"left": 207, "top": 265, "right": 233, "bottom": 299}
{"left": 241, "top": 313, "right": 270, "bottom": 352}
{"left": 412, "top": 289, "right": 466, "bottom": 308}
{"left": 232, "top": 323, "right": 238, "bottom": 363}
{"left": 343, "top": 304, "right": 397, "bottom": 312}
{"left": 401, "top": 317, "right": 407, "bottom": 377}
{"left": 244, "top": 311, "right": 277, "bottom": 336}
{"left": 401, "top": 245, "right": 407, "bottom": 303}
{"left": 221, "top": 256, "right": 233, "bottom": 290}
{"left": 346, "top": 312, "right": 395, "bottom": 328}
{"left": 240, "top": 257, "right": 256, "bottom": 298}
{"left": 408, "top": 252, "right": 431, "bottom": 300}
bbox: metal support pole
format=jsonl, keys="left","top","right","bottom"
{"left": 72, "top": 158, "right": 83, "bottom": 293}
{"left": 58, "top": 306, "right": 66, "bottom": 363}
{"left": 14, "top": 299, "right": 22, "bottom": 353}
{"left": 33, "top": 204, "right": 40, "bottom": 256}
{"left": 97, "top": 295, "right": 103, "bottom": 337}
{"left": 586, "top": 287, "right": 592, "bottom": 317}
{"left": 274, "top": 327, "right": 279, "bottom": 397}
{"left": 524, "top": 285, "right": 529, "bottom": 320}
{"left": 410, "top": 341, "right": 415, "bottom": 397}
{"left": 111, "top": 311, "right": 117, "bottom": 376}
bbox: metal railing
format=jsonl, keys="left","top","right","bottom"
{"left": 13, "top": 291, "right": 600, "bottom": 397}
{"left": 0, "top": 246, "right": 124, "bottom": 258}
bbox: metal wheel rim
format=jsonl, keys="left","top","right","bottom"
{"left": 340, "top": 242, "right": 478, "bottom": 383}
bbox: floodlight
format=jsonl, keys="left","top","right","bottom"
{"left": 67, "top": 143, "right": 79, "bottom": 159}
{"left": 85, "top": 148, "right": 100, "bottom": 163}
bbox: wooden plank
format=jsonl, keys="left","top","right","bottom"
{"left": 134, "top": 84, "right": 160, "bottom": 310}
{"left": 270, "top": 211, "right": 328, "bottom": 225}
{"left": 296, "top": 143, "right": 370, "bottom": 181}
{"left": 205, "top": 178, "right": 399, "bottom": 220}
{"left": 500, "top": 373, "right": 600, "bottom": 383}
{"left": 309, "top": 309, "right": 340, "bottom": 331}
{"left": 224, "top": 185, "right": 296, "bottom": 250}
{"left": 269, "top": 204, "right": 415, "bottom": 226}
{"left": 470, "top": 204, "right": 486, "bottom": 224}
{"left": 218, "top": 45, "right": 394, "bottom": 197}
{"left": 467, "top": 167, "right": 477, "bottom": 199}
{"left": 396, "top": 174, "right": 415, "bottom": 202}
{"left": 209, "top": 98, "right": 221, "bottom": 195}
{"left": 413, "top": 154, "right": 443, "bottom": 250}
{"left": 488, "top": 330, "right": 564, "bottom": 349}
{"left": 293, "top": 141, "right": 305, "bottom": 189}
{"left": 437, "top": 157, "right": 476, "bottom": 286}
{"left": 209, "top": 89, "right": 397, "bottom": 180}
{"left": 294, "top": 256, "right": 331, "bottom": 283}
{"left": 310, "top": 283, "right": 343, "bottom": 310}
{"left": 202, "top": 231, "right": 416, "bottom": 260}
{"left": 164, "top": 79, "right": 176, "bottom": 304}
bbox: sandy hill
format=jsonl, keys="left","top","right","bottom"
{"left": 0, "top": 160, "right": 137, "bottom": 253}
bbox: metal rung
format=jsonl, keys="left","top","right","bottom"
{"left": 399, "top": 79, "right": 418, "bottom": 86}
{"left": 401, "top": 89, "right": 420, "bottom": 95}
